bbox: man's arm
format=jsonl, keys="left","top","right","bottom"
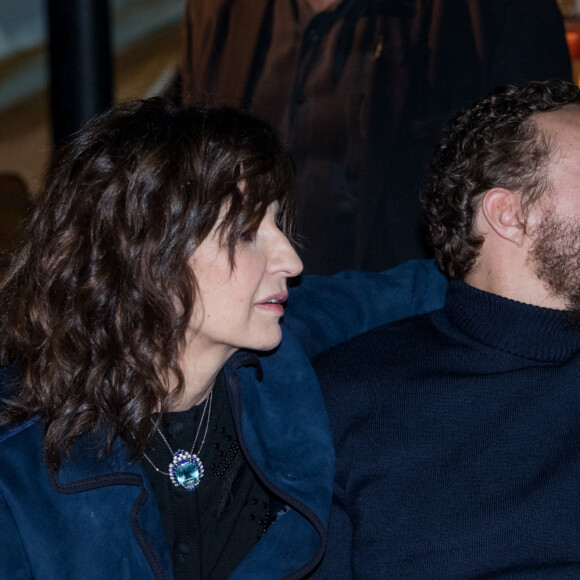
{"left": 284, "top": 260, "right": 447, "bottom": 358}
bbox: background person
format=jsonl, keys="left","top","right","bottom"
{"left": 180, "top": 0, "right": 572, "bottom": 274}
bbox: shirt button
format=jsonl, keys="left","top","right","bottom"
{"left": 294, "top": 91, "right": 306, "bottom": 106}
{"left": 177, "top": 542, "right": 190, "bottom": 555}
{"left": 308, "top": 27, "right": 319, "bottom": 43}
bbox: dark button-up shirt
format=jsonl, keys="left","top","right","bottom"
{"left": 181, "top": 0, "right": 571, "bottom": 274}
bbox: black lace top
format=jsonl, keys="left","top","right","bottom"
{"left": 142, "top": 371, "right": 272, "bottom": 580}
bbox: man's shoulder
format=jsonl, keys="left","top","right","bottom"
{"left": 311, "top": 310, "right": 439, "bottom": 386}
{"left": 311, "top": 311, "right": 442, "bottom": 442}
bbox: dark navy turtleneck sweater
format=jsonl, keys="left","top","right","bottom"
{"left": 313, "top": 280, "right": 580, "bottom": 578}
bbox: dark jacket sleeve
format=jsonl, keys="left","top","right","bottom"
{"left": 283, "top": 260, "right": 447, "bottom": 358}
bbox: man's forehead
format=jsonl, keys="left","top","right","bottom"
{"left": 531, "top": 105, "right": 580, "bottom": 209}
{"left": 533, "top": 104, "right": 580, "bottom": 143}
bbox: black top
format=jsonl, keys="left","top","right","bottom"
{"left": 142, "top": 371, "right": 271, "bottom": 580}
{"left": 313, "top": 281, "right": 580, "bottom": 578}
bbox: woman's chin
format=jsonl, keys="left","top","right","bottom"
{"left": 247, "top": 329, "right": 283, "bottom": 353}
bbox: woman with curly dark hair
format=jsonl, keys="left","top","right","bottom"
{"left": 0, "top": 97, "right": 449, "bottom": 580}
{"left": 0, "top": 98, "right": 309, "bottom": 580}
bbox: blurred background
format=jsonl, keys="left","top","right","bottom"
{"left": 1, "top": 0, "right": 579, "bottom": 257}
{"left": 0, "top": 0, "right": 184, "bottom": 190}
{"left": 0, "top": 0, "right": 184, "bottom": 250}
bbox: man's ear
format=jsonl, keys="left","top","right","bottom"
{"left": 480, "top": 188, "right": 526, "bottom": 246}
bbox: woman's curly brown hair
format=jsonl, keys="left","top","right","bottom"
{"left": 422, "top": 79, "right": 580, "bottom": 279}
{"left": 0, "top": 98, "right": 296, "bottom": 470}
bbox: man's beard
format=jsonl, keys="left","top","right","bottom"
{"left": 530, "top": 208, "right": 580, "bottom": 329}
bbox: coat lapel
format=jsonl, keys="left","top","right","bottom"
{"left": 49, "top": 437, "right": 173, "bottom": 580}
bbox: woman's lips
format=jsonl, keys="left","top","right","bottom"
{"left": 255, "top": 293, "right": 288, "bottom": 315}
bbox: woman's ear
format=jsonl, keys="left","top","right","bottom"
{"left": 480, "top": 188, "right": 526, "bottom": 246}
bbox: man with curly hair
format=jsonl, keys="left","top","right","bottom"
{"left": 312, "top": 80, "right": 580, "bottom": 578}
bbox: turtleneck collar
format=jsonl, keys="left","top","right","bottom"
{"left": 444, "top": 280, "right": 580, "bottom": 362}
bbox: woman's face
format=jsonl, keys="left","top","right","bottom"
{"left": 187, "top": 201, "right": 303, "bottom": 363}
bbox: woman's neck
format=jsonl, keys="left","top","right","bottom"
{"left": 171, "top": 341, "right": 236, "bottom": 411}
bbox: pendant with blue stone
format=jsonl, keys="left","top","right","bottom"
{"left": 168, "top": 450, "right": 204, "bottom": 491}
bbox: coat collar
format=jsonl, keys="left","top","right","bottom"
{"left": 226, "top": 344, "right": 334, "bottom": 577}
{"left": 40, "top": 348, "right": 329, "bottom": 580}
{"left": 47, "top": 429, "right": 172, "bottom": 580}
{"left": 45, "top": 351, "right": 261, "bottom": 494}
{"left": 48, "top": 436, "right": 142, "bottom": 493}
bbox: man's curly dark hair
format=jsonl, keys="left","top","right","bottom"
{"left": 423, "top": 80, "right": 580, "bottom": 279}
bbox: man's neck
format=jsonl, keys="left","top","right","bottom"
{"left": 464, "top": 262, "right": 567, "bottom": 311}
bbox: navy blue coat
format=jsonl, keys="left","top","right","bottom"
{"left": 0, "top": 261, "right": 447, "bottom": 579}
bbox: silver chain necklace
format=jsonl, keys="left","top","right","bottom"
{"left": 143, "top": 391, "right": 213, "bottom": 492}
